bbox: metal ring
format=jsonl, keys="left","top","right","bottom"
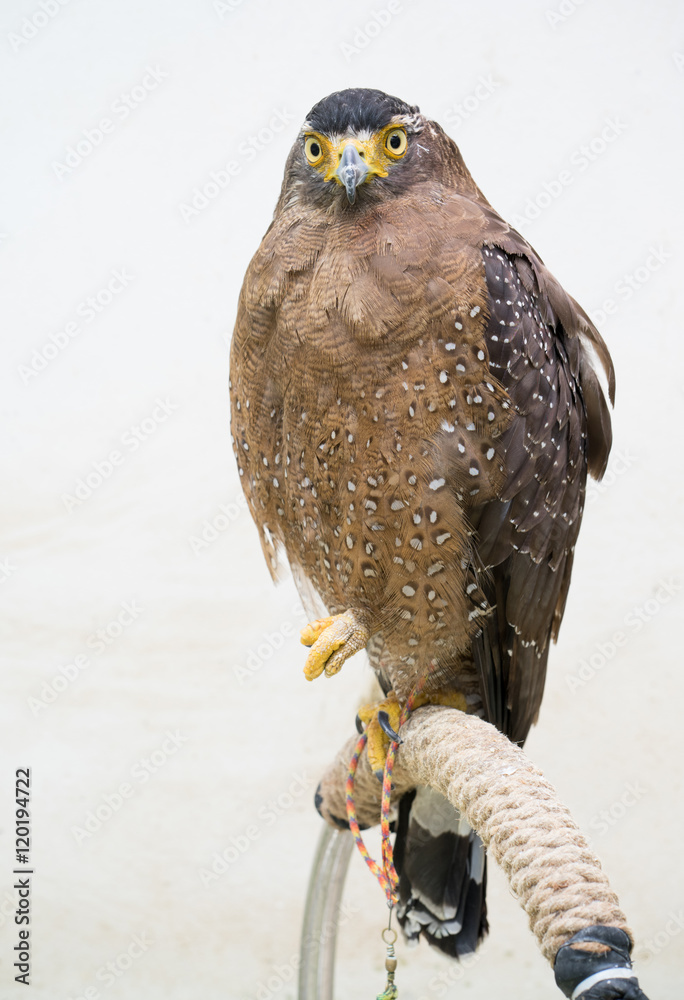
{"left": 298, "top": 825, "right": 353, "bottom": 999}
{"left": 382, "top": 927, "right": 398, "bottom": 946}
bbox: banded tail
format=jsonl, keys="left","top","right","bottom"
{"left": 394, "top": 786, "right": 488, "bottom": 958}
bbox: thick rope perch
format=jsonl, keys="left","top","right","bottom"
{"left": 312, "top": 705, "right": 648, "bottom": 997}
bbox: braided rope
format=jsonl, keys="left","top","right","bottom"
{"left": 326, "top": 705, "right": 631, "bottom": 963}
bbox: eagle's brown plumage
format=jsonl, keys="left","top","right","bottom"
{"left": 229, "top": 88, "right": 614, "bottom": 958}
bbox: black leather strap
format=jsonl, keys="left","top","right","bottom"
{"left": 554, "top": 926, "right": 649, "bottom": 999}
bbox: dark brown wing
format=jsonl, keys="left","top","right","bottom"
{"left": 469, "top": 244, "right": 613, "bottom": 744}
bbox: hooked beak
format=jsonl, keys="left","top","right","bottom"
{"left": 335, "top": 143, "right": 369, "bottom": 205}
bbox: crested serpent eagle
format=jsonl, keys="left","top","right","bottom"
{"left": 229, "top": 88, "right": 614, "bottom": 957}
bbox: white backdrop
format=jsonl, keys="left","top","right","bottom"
{"left": 1, "top": 0, "right": 683, "bottom": 997}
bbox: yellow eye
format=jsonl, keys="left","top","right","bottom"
{"left": 385, "top": 128, "right": 407, "bottom": 157}
{"left": 305, "top": 135, "right": 324, "bottom": 164}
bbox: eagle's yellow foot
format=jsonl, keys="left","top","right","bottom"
{"left": 412, "top": 688, "right": 469, "bottom": 713}
{"left": 355, "top": 688, "right": 469, "bottom": 781}
{"left": 300, "top": 609, "right": 371, "bottom": 681}
{"left": 356, "top": 692, "right": 403, "bottom": 780}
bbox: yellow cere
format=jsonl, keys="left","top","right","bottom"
{"left": 304, "top": 124, "right": 408, "bottom": 186}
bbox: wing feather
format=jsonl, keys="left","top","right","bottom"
{"left": 469, "top": 245, "right": 612, "bottom": 744}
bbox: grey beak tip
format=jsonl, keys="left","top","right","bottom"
{"left": 336, "top": 144, "right": 368, "bottom": 206}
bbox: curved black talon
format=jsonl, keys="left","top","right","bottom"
{"left": 372, "top": 768, "right": 396, "bottom": 790}
{"left": 377, "top": 710, "right": 402, "bottom": 744}
{"left": 355, "top": 713, "right": 364, "bottom": 735}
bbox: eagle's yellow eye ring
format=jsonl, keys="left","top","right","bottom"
{"left": 304, "top": 136, "right": 324, "bottom": 165}
{"left": 385, "top": 128, "right": 407, "bottom": 158}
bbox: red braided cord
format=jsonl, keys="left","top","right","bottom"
{"left": 345, "top": 730, "right": 395, "bottom": 901}
{"left": 345, "top": 677, "right": 430, "bottom": 907}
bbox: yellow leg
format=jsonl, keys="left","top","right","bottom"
{"left": 412, "top": 689, "right": 468, "bottom": 713}
{"left": 357, "top": 692, "right": 403, "bottom": 778}
{"left": 300, "top": 609, "right": 371, "bottom": 681}
{"left": 356, "top": 687, "right": 468, "bottom": 779}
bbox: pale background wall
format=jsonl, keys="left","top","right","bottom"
{"left": 1, "top": 0, "right": 683, "bottom": 997}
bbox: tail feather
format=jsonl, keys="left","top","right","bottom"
{"left": 395, "top": 786, "right": 488, "bottom": 959}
